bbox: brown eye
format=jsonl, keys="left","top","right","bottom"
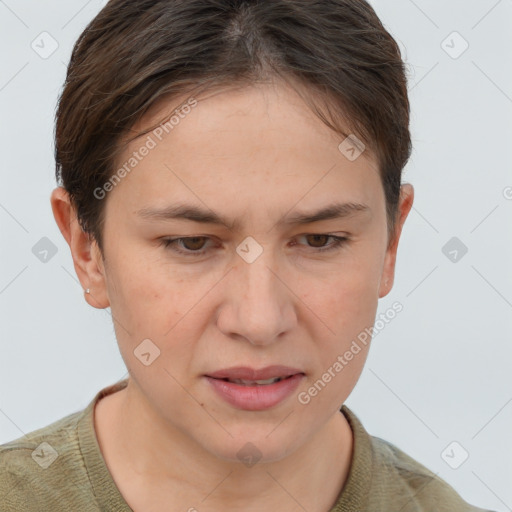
{"left": 161, "top": 234, "right": 348, "bottom": 258}
{"left": 304, "top": 234, "right": 331, "bottom": 248}
{"left": 179, "top": 237, "right": 208, "bottom": 251}
{"left": 161, "top": 236, "right": 212, "bottom": 256}
{"left": 295, "top": 234, "right": 349, "bottom": 253}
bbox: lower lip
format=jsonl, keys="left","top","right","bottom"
{"left": 204, "top": 374, "right": 304, "bottom": 411}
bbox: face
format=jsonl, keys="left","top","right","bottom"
{"left": 65, "top": 80, "right": 412, "bottom": 463}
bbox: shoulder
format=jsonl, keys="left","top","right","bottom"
{"left": 0, "top": 408, "right": 93, "bottom": 511}
{"left": 368, "top": 435, "right": 493, "bottom": 512}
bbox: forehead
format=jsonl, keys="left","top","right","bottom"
{"left": 125, "top": 79, "right": 372, "bottom": 159}
{"left": 107, "top": 81, "right": 382, "bottom": 220}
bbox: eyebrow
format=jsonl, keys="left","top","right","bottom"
{"left": 135, "top": 201, "right": 371, "bottom": 231}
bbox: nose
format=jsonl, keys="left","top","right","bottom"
{"left": 216, "top": 245, "right": 296, "bottom": 346}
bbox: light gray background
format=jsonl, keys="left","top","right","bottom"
{"left": 1, "top": 1, "right": 511, "bottom": 510}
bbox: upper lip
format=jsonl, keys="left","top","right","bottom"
{"left": 206, "top": 365, "right": 304, "bottom": 381}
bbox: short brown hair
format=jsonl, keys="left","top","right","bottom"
{"left": 55, "top": 0, "right": 411, "bottom": 255}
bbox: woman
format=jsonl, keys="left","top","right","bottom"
{"left": 0, "top": 1, "right": 494, "bottom": 510}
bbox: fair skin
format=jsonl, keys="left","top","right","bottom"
{"left": 51, "top": 79, "right": 413, "bottom": 512}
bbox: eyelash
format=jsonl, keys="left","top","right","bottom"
{"left": 159, "top": 234, "right": 349, "bottom": 257}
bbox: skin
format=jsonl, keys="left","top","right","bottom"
{"left": 51, "top": 78, "right": 413, "bottom": 512}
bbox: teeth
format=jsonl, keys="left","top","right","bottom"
{"left": 228, "top": 377, "right": 284, "bottom": 385}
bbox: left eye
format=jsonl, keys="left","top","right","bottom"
{"left": 160, "top": 234, "right": 349, "bottom": 257}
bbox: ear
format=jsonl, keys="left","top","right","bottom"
{"left": 50, "top": 187, "right": 110, "bottom": 309}
{"left": 378, "top": 183, "right": 414, "bottom": 298}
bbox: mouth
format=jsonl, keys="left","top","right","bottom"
{"left": 205, "top": 365, "right": 305, "bottom": 382}
{"left": 214, "top": 375, "right": 297, "bottom": 386}
{"left": 203, "top": 366, "right": 305, "bottom": 411}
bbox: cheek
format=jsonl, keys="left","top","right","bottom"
{"left": 105, "top": 251, "right": 218, "bottom": 362}
{"left": 297, "top": 254, "right": 380, "bottom": 373}
{"left": 316, "top": 284, "right": 377, "bottom": 368}
{"left": 299, "top": 277, "right": 376, "bottom": 410}
{"left": 301, "top": 258, "right": 380, "bottom": 326}
{"left": 105, "top": 242, "right": 180, "bottom": 310}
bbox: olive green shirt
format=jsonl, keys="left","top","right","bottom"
{"left": 0, "top": 379, "right": 494, "bottom": 511}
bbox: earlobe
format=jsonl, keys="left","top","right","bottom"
{"left": 378, "top": 183, "right": 414, "bottom": 299}
{"left": 50, "top": 187, "right": 110, "bottom": 309}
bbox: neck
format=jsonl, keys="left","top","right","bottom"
{"left": 96, "top": 379, "right": 354, "bottom": 512}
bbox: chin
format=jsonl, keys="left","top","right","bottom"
{"left": 199, "top": 427, "right": 300, "bottom": 466}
